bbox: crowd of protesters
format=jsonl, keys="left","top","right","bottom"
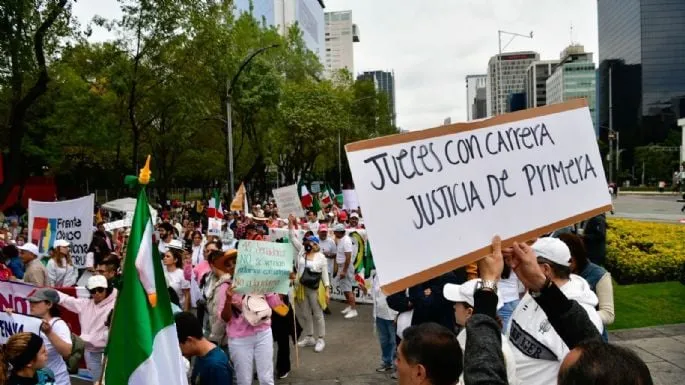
{"left": 0, "top": 191, "right": 653, "bottom": 385}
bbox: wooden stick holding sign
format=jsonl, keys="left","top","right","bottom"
{"left": 345, "top": 99, "right": 612, "bottom": 294}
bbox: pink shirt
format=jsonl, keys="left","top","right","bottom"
{"left": 215, "top": 283, "right": 282, "bottom": 339}
{"left": 57, "top": 289, "right": 118, "bottom": 352}
{"left": 193, "top": 261, "right": 211, "bottom": 284}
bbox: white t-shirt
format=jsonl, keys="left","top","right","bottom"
{"left": 306, "top": 221, "right": 320, "bottom": 234}
{"left": 319, "top": 238, "right": 337, "bottom": 274}
{"left": 498, "top": 272, "right": 522, "bottom": 303}
{"left": 165, "top": 268, "right": 190, "bottom": 308}
{"left": 46, "top": 318, "right": 72, "bottom": 385}
{"left": 335, "top": 235, "right": 353, "bottom": 265}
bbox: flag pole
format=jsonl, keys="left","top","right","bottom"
{"left": 291, "top": 301, "right": 299, "bottom": 368}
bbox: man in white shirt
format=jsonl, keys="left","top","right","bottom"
{"left": 506, "top": 237, "right": 603, "bottom": 385}
{"left": 157, "top": 222, "right": 175, "bottom": 255}
{"left": 334, "top": 224, "right": 357, "bottom": 319}
{"left": 305, "top": 210, "right": 319, "bottom": 234}
{"left": 317, "top": 224, "right": 337, "bottom": 281}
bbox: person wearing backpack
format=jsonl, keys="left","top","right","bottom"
{"left": 26, "top": 288, "right": 72, "bottom": 385}
{"left": 216, "top": 273, "right": 284, "bottom": 385}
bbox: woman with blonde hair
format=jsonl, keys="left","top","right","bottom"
{"left": 0, "top": 332, "right": 53, "bottom": 385}
{"left": 288, "top": 215, "right": 330, "bottom": 353}
{"left": 46, "top": 240, "right": 78, "bottom": 287}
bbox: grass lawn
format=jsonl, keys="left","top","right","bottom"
{"left": 610, "top": 281, "right": 685, "bottom": 330}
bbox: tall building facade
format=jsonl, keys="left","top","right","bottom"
{"left": 597, "top": 0, "right": 685, "bottom": 152}
{"left": 358, "top": 70, "right": 397, "bottom": 126}
{"left": 487, "top": 51, "right": 540, "bottom": 116}
{"left": 465, "top": 74, "right": 487, "bottom": 121}
{"left": 525, "top": 60, "right": 559, "bottom": 108}
{"left": 234, "top": 0, "right": 325, "bottom": 61}
{"left": 545, "top": 45, "right": 597, "bottom": 129}
{"left": 324, "top": 11, "right": 360, "bottom": 77}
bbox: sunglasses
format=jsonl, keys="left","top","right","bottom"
{"left": 89, "top": 287, "right": 106, "bottom": 295}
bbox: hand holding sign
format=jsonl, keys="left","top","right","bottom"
{"left": 479, "top": 236, "right": 504, "bottom": 282}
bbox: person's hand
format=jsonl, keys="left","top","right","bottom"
{"left": 4, "top": 308, "right": 13, "bottom": 315}
{"left": 40, "top": 320, "right": 52, "bottom": 335}
{"left": 423, "top": 288, "right": 432, "bottom": 296}
{"left": 289, "top": 272, "right": 296, "bottom": 281}
{"left": 225, "top": 285, "right": 234, "bottom": 298}
{"left": 325, "top": 290, "right": 330, "bottom": 304}
{"left": 338, "top": 271, "right": 345, "bottom": 279}
{"left": 479, "top": 236, "right": 504, "bottom": 281}
{"left": 507, "top": 241, "right": 547, "bottom": 291}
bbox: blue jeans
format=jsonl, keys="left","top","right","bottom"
{"left": 376, "top": 318, "right": 396, "bottom": 368}
{"left": 498, "top": 299, "right": 520, "bottom": 333}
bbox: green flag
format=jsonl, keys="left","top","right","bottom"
{"left": 105, "top": 187, "right": 187, "bottom": 385}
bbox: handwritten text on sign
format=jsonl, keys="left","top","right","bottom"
{"left": 345, "top": 101, "right": 612, "bottom": 293}
{"left": 234, "top": 240, "right": 294, "bottom": 295}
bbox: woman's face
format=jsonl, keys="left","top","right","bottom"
{"left": 163, "top": 252, "right": 175, "bottom": 267}
{"left": 57, "top": 246, "right": 69, "bottom": 255}
{"left": 193, "top": 234, "right": 202, "bottom": 246}
{"left": 29, "top": 301, "right": 51, "bottom": 318}
{"left": 31, "top": 345, "right": 48, "bottom": 369}
{"left": 569, "top": 256, "right": 578, "bottom": 274}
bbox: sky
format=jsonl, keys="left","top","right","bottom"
{"left": 72, "top": 0, "right": 599, "bottom": 131}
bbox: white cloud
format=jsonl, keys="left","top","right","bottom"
{"left": 72, "top": 0, "right": 599, "bottom": 131}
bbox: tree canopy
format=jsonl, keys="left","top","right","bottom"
{"left": 0, "top": 0, "right": 398, "bottom": 202}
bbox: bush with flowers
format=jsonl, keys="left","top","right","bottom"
{"left": 606, "top": 218, "right": 685, "bottom": 284}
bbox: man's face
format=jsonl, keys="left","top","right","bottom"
{"left": 453, "top": 302, "right": 473, "bottom": 327}
{"left": 395, "top": 341, "right": 423, "bottom": 385}
{"left": 20, "top": 250, "right": 35, "bottom": 264}
{"left": 318, "top": 231, "right": 327, "bottom": 240}
{"left": 350, "top": 217, "right": 359, "bottom": 227}
{"left": 334, "top": 231, "right": 345, "bottom": 239}
{"left": 159, "top": 228, "right": 167, "bottom": 239}
{"left": 179, "top": 337, "right": 194, "bottom": 356}
{"left": 95, "top": 265, "right": 116, "bottom": 280}
{"left": 97, "top": 224, "right": 105, "bottom": 232}
{"left": 307, "top": 212, "right": 316, "bottom": 222}
{"left": 90, "top": 287, "right": 107, "bottom": 304}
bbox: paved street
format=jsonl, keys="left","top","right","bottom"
{"left": 611, "top": 194, "right": 685, "bottom": 223}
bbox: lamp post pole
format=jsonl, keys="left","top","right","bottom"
{"left": 497, "top": 30, "right": 533, "bottom": 115}
{"left": 339, "top": 95, "right": 377, "bottom": 191}
{"left": 226, "top": 44, "right": 280, "bottom": 198}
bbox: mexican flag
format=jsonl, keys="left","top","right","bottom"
{"left": 207, "top": 189, "right": 223, "bottom": 218}
{"left": 104, "top": 187, "right": 188, "bottom": 385}
{"left": 320, "top": 184, "right": 335, "bottom": 207}
{"left": 298, "top": 181, "right": 313, "bottom": 208}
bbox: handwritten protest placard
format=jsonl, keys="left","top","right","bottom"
{"left": 233, "top": 241, "right": 294, "bottom": 295}
{"left": 272, "top": 184, "right": 304, "bottom": 217}
{"left": 0, "top": 312, "right": 42, "bottom": 344}
{"left": 207, "top": 218, "right": 222, "bottom": 236}
{"left": 28, "top": 195, "right": 94, "bottom": 268}
{"left": 346, "top": 100, "right": 612, "bottom": 294}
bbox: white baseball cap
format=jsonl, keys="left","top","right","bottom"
{"left": 87, "top": 275, "right": 109, "bottom": 290}
{"left": 532, "top": 237, "right": 572, "bottom": 267}
{"left": 17, "top": 242, "right": 39, "bottom": 256}
{"left": 53, "top": 239, "right": 70, "bottom": 248}
{"left": 350, "top": 212, "right": 359, "bottom": 219}
{"left": 443, "top": 279, "right": 504, "bottom": 310}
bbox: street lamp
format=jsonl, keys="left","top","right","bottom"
{"left": 497, "top": 30, "right": 533, "bottom": 115}
{"left": 339, "top": 95, "right": 377, "bottom": 191}
{"left": 226, "top": 44, "right": 280, "bottom": 198}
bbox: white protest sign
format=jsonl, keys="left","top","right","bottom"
{"left": 28, "top": 195, "right": 95, "bottom": 268}
{"left": 273, "top": 184, "right": 304, "bottom": 217}
{"left": 207, "top": 217, "right": 222, "bottom": 236}
{"left": 345, "top": 100, "right": 612, "bottom": 294}
{"left": 0, "top": 312, "right": 43, "bottom": 344}
{"left": 342, "top": 189, "right": 359, "bottom": 211}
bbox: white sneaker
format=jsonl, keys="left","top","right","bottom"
{"left": 314, "top": 338, "right": 325, "bottom": 352}
{"left": 341, "top": 306, "right": 352, "bottom": 314}
{"left": 297, "top": 336, "right": 315, "bottom": 347}
{"left": 344, "top": 309, "right": 358, "bottom": 319}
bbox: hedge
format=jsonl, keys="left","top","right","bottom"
{"left": 606, "top": 219, "right": 685, "bottom": 284}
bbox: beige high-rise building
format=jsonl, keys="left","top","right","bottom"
{"left": 324, "top": 10, "right": 360, "bottom": 77}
